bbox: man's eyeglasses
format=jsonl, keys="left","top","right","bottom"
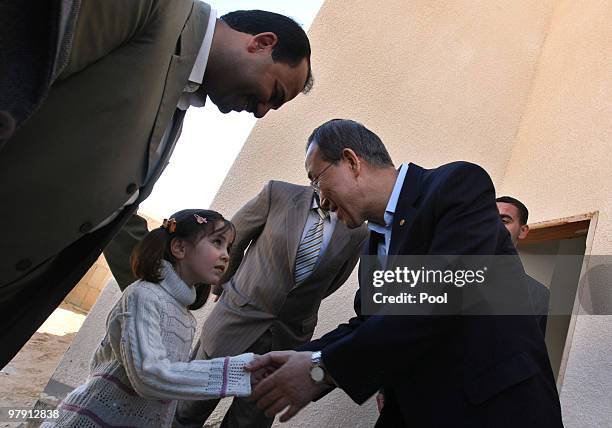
{"left": 310, "top": 162, "right": 334, "bottom": 192}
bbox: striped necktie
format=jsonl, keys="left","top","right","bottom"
{"left": 294, "top": 208, "right": 328, "bottom": 285}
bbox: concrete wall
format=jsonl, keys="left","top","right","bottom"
{"left": 62, "top": 255, "right": 111, "bottom": 313}
{"left": 214, "top": 0, "right": 555, "bottom": 216}
{"left": 498, "top": 0, "right": 612, "bottom": 425}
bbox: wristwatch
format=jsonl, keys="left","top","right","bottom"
{"left": 310, "top": 351, "right": 326, "bottom": 384}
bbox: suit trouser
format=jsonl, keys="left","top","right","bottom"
{"left": 174, "top": 330, "right": 274, "bottom": 428}
{"left": 103, "top": 214, "right": 149, "bottom": 290}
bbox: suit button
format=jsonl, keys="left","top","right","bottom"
{"left": 80, "top": 222, "right": 93, "bottom": 233}
{"left": 126, "top": 183, "right": 138, "bottom": 195}
{"left": 0, "top": 111, "right": 17, "bottom": 140}
{"left": 16, "top": 259, "right": 32, "bottom": 271}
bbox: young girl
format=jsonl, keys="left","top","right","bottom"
{"left": 44, "top": 209, "right": 254, "bottom": 427}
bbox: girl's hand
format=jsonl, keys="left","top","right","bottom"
{"left": 250, "top": 362, "right": 276, "bottom": 388}
{"left": 376, "top": 391, "right": 385, "bottom": 412}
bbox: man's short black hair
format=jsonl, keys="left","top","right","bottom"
{"left": 496, "top": 196, "right": 529, "bottom": 225}
{"left": 221, "top": 10, "right": 313, "bottom": 93}
{"left": 306, "top": 119, "right": 394, "bottom": 168}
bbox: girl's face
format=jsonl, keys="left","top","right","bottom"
{"left": 173, "top": 221, "right": 233, "bottom": 286}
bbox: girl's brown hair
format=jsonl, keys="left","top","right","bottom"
{"left": 130, "top": 209, "right": 235, "bottom": 310}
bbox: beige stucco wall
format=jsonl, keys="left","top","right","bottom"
{"left": 62, "top": 255, "right": 111, "bottom": 313}
{"left": 214, "top": 0, "right": 555, "bottom": 216}
{"left": 499, "top": 0, "right": 612, "bottom": 425}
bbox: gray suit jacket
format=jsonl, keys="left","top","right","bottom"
{"left": 199, "top": 181, "right": 368, "bottom": 358}
{"left": 0, "top": 0, "right": 210, "bottom": 366}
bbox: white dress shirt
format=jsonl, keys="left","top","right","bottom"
{"left": 368, "top": 163, "right": 409, "bottom": 262}
{"left": 178, "top": 8, "right": 217, "bottom": 110}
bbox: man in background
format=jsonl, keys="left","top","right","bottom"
{"left": 497, "top": 196, "right": 550, "bottom": 335}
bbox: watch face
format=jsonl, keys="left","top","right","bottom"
{"left": 310, "top": 366, "right": 325, "bottom": 383}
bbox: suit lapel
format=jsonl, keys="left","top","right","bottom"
{"left": 146, "top": 2, "right": 210, "bottom": 174}
{"left": 286, "top": 188, "right": 314, "bottom": 278}
{"left": 388, "top": 163, "right": 425, "bottom": 256}
{"left": 313, "top": 216, "right": 351, "bottom": 272}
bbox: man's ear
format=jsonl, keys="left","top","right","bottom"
{"left": 246, "top": 32, "right": 278, "bottom": 53}
{"left": 518, "top": 224, "right": 530, "bottom": 240}
{"left": 170, "top": 237, "right": 187, "bottom": 260}
{"left": 342, "top": 148, "right": 361, "bottom": 175}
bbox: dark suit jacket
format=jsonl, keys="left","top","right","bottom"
{"left": 198, "top": 181, "right": 368, "bottom": 357}
{"left": 302, "top": 162, "right": 563, "bottom": 427}
{"left": 526, "top": 274, "right": 550, "bottom": 336}
{"left": 0, "top": 0, "right": 210, "bottom": 367}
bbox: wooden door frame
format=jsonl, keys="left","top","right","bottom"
{"left": 519, "top": 211, "right": 598, "bottom": 391}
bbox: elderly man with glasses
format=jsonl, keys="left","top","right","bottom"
{"left": 247, "top": 119, "right": 562, "bottom": 428}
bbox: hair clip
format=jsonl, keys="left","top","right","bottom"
{"left": 162, "top": 218, "right": 177, "bottom": 233}
{"left": 194, "top": 214, "right": 208, "bottom": 224}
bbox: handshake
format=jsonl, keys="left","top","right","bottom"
{"left": 244, "top": 351, "right": 335, "bottom": 423}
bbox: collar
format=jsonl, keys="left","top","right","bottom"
{"left": 368, "top": 163, "right": 409, "bottom": 233}
{"left": 311, "top": 193, "right": 331, "bottom": 220}
{"left": 311, "top": 195, "right": 319, "bottom": 210}
{"left": 188, "top": 8, "right": 217, "bottom": 86}
{"left": 159, "top": 260, "right": 196, "bottom": 306}
{"left": 179, "top": 8, "right": 217, "bottom": 109}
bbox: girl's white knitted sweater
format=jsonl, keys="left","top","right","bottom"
{"left": 43, "top": 261, "right": 252, "bottom": 427}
